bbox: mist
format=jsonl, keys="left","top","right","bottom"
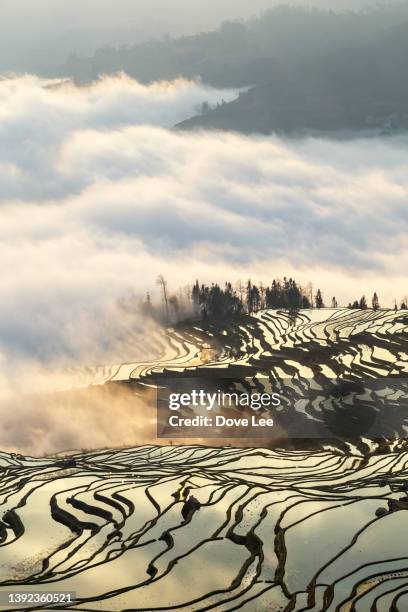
{"left": 0, "top": 0, "right": 393, "bottom": 74}
{"left": 1, "top": 74, "right": 407, "bottom": 363}
{"left": 1, "top": 73, "right": 407, "bottom": 453}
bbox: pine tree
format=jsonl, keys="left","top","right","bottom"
{"left": 359, "top": 296, "right": 367, "bottom": 310}
{"left": 372, "top": 292, "right": 379, "bottom": 311}
{"left": 315, "top": 289, "right": 324, "bottom": 308}
{"left": 192, "top": 280, "right": 200, "bottom": 315}
{"left": 246, "top": 280, "right": 253, "bottom": 314}
{"left": 269, "top": 280, "right": 282, "bottom": 308}
{"left": 252, "top": 285, "right": 261, "bottom": 313}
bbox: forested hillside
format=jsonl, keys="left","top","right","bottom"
{"left": 61, "top": 5, "right": 408, "bottom": 134}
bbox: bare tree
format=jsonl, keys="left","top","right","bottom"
{"left": 156, "top": 275, "right": 169, "bottom": 322}
{"left": 236, "top": 280, "right": 244, "bottom": 308}
{"left": 306, "top": 282, "right": 314, "bottom": 308}
{"left": 259, "top": 281, "right": 265, "bottom": 310}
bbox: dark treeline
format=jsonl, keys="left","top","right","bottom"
{"left": 348, "top": 293, "right": 407, "bottom": 312}
{"left": 191, "top": 278, "right": 318, "bottom": 320}
{"left": 137, "top": 276, "right": 406, "bottom": 325}
{"left": 138, "top": 277, "right": 320, "bottom": 323}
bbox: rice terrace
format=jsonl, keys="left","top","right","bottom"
{"left": 2, "top": 306, "right": 408, "bottom": 611}
{"left": 2, "top": 1, "right": 408, "bottom": 610}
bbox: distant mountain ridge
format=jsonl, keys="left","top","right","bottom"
{"left": 176, "top": 46, "right": 408, "bottom": 134}
{"left": 61, "top": 5, "right": 408, "bottom": 134}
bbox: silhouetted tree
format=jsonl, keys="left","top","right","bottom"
{"left": 266, "top": 280, "right": 283, "bottom": 309}
{"left": 359, "top": 295, "right": 367, "bottom": 310}
{"left": 246, "top": 280, "right": 254, "bottom": 314}
{"left": 252, "top": 285, "right": 261, "bottom": 313}
{"left": 141, "top": 292, "right": 153, "bottom": 317}
{"left": 192, "top": 280, "right": 200, "bottom": 315}
{"left": 259, "top": 282, "right": 266, "bottom": 310}
{"left": 169, "top": 295, "right": 180, "bottom": 318}
{"left": 372, "top": 292, "right": 379, "bottom": 311}
{"left": 287, "top": 278, "right": 301, "bottom": 312}
{"left": 191, "top": 280, "right": 242, "bottom": 320}
{"left": 185, "top": 277, "right": 399, "bottom": 322}
{"left": 315, "top": 289, "right": 324, "bottom": 308}
{"left": 156, "top": 275, "right": 169, "bottom": 322}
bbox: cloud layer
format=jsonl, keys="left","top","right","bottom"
{"left": 1, "top": 75, "right": 408, "bottom": 360}
{"left": 0, "top": 74, "right": 408, "bottom": 452}
{"left": 1, "top": 75, "right": 408, "bottom": 337}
